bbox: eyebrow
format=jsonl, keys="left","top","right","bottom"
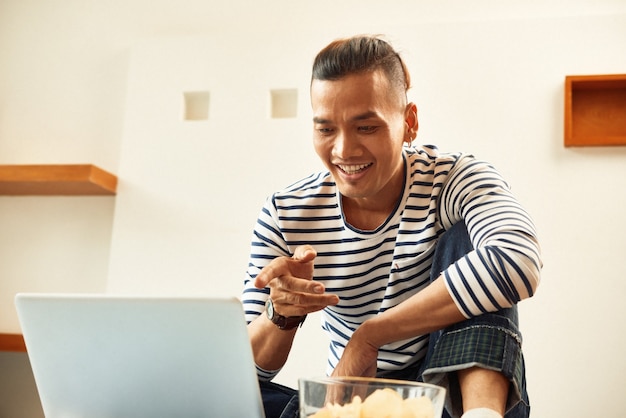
{"left": 313, "top": 116, "right": 330, "bottom": 124}
{"left": 312, "top": 111, "right": 380, "bottom": 124}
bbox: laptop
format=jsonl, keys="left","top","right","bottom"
{"left": 15, "top": 293, "right": 265, "bottom": 418}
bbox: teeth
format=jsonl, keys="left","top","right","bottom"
{"left": 338, "top": 163, "right": 371, "bottom": 174}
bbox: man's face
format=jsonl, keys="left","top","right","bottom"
{"left": 311, "top": 70, "right": 412, "bottom": 209}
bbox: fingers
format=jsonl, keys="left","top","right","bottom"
{"left": 270, "top": 279, "right": 337, "bottom": 305}
{"left": 271, "top": 294, "right": 339, "bottom": 317}
{"left": 254, "top": 245, "right": 317, "bottom": 289}
{"left": 252, "top": 245, "right": 339, "bottom": 316}
{"left": 293, "top": 244, "right": 317, "bottom": 262}
{"left": 330, "top": 335, "right": 379, "bottom": 379}
{"left": 269, "top": 275, "right": 339, "bottom": 316}
{"left": 253, "top": 260, "right": 284, "bottom": 289}
{"left": 271, "top": 275, "right": 324, "bottom": 295}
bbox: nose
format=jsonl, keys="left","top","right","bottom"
{"left": 333, "top": 130, "right": 362, "bottom": 159}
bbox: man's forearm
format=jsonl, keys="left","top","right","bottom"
{"left": 248, "top": 314, "right": 298, "bottom": 371}
{"left": 357, "top": 277, "right": 466, "bottom": 348}
{"left": 353, "top": 277, "right": 509, "bottom": 417}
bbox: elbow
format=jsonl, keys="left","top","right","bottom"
{"left": 509, "top": 251, "right": 542, "bottom": 304}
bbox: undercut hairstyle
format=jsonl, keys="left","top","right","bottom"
{"left": 311, "top": 35, "right": 411, "bottom": 96}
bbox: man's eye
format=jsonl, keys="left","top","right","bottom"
{"left": 358, "top": 126, "right": 377, "bottom": 133}
{"left": 317, "top": 127, "right": 334, "bottom": 135}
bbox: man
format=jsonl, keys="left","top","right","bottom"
{"left": 242, "top": 35, "right": 541, "bottom": 418}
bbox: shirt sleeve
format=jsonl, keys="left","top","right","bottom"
{"left": 438, "top": 154, "right": 542, "bottom": 318}
{"left": 241, "top": 196, "right": 290, "bottom": 381}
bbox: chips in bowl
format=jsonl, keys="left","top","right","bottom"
{"left": 299, "top": 377, "right": 446, "bottom": 418}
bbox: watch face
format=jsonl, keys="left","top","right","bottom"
{"left": 265, "top": 298, "right": 275, "bottom": 320}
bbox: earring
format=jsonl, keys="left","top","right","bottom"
{"left": 406, "top": 132, "right": 414, "bottom": 147}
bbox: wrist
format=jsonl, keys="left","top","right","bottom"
{"left": 265, "top": 297, "right": 306, "bottom": 330}
{"left": 354, "top": 317, "right": 386, "bottom": 349}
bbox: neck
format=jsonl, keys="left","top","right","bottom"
{"left": 342, "top": 198, "right": 398, "bottom": 231}
{"left": 342, "top": 160, "right": 406, "bottom": 231}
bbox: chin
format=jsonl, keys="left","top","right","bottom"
{"left": 336, "top": 186, "right": 368, "bottom": 200}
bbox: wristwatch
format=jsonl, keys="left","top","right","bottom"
{"left": 265, "top": 297, "right": 307, "bottom": 330}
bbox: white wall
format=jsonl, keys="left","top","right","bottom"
{"left": 1, "top": 1, "right": 626, "bottom": 416}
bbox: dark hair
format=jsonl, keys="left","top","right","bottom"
{"left": 311, "top": 35, "right": 411, "bottom": 94}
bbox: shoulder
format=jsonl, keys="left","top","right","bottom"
{"left": 406, "top": 144, "right": 467, "bottom": 174}
{"left": 280, "top": 171, "right": 334, "bottom": 194}
{"left": 406, "top": 144, "right": 465, "bottom": 163}
{"left": 265, "top": 171, "right": 336, "bottom": 209}
{"left": 407, "top": 146, "right": 504, "bottom": 193}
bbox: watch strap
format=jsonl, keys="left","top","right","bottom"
{"left": 274, "top": 313, "right": 307, "bottom": 330}
{"left": 266, "top": 298, "right": 307, "bottom": 330}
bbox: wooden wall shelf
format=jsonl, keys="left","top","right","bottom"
{"left": 0, "top": 164, "right": 117, "bottom": 196}
{"left": 0, "top": 333, "right": 26, "bottom": 352}
{"left": 565, "top": 74, "right": 626, "bottom": 147}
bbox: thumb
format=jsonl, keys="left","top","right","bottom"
{"left": 293, "top": 245, "right": 317, "bottom": 262}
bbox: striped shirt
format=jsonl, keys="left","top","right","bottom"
{"left": 242, "top": 145, "right": 541, "bottom": 380}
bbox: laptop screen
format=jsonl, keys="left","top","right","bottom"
{"left": 15, "top": 294, "right": 265, "bottom": 418}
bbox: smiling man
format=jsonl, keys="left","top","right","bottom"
{"left": 242, "top": 35, "right": 541, "bottom": 418}
{"left": 311, "top": 68, "right": 410, "bottom": 231}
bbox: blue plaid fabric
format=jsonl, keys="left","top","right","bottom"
{"left": 422, "top": 309, "right": 528, "bottom": 417}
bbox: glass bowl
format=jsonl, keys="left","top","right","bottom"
{"left": 299, "top": 376, "right": 446, "bottom": 418}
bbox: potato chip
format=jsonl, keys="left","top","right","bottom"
{"left": 361, "top": 388, "right": 404, "bottom": 418}
{"left": 308, "top": 388, "right": 434, "bottom": 418}
{"left": 309, "top": 408, "right": 334, "bottom": 418}
{"left": 401, "top": 396, "right": 435, "bottom": 418}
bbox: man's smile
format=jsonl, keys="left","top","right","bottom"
{"left": 337, "top": 163, "right": 373, "bottom": 174}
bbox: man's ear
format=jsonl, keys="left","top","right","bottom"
{"left": 405, "top": 102, "right": 418, "bottom": 140}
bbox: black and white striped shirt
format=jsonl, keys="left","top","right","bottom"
{"left": 242, "top": 145, "right": 541, "bottom": 380}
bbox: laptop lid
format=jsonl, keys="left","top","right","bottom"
{"left": 15, "top": 293, "right": 265, "bottom": 418}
